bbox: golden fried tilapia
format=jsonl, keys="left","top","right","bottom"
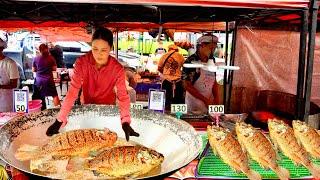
{"left": 86, "top": 145, "right": 164, "bottom": 178}
{"left": 207, "top": 125, "right": 261, "bottom": 180}
{"left": 293, "top": 120, "right": 320, "bottom": 159}
{"left": 268, "top": 119, "right": 320, "bottom": 178}
{"left": 236, "top": 122, "right": 289, "bottom": 180}
{"left": 15, "top": 128, "right": 117, "bottom": 161}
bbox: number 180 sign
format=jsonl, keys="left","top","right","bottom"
{"left": 13, "top": 89, "right": 29, "bottom": 113}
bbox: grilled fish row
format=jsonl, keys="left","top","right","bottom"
{"left": 236, "top": 122, "right": 289, "bottom": 180}
{"left": 208, "top": 119, "right": 320, "bottom": 179}
{"left": 269, "top": 119, "right": 320, "bottom": 178}
{"left": 207, "top": 125, "right": 261, "bottom": 180}
{"left": 16, "top": 128, "right": 164, "bottom": 179}
{"left": 15, "top": 128, "right": 118, "bottom": 161}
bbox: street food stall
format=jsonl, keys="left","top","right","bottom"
{"left": 0, "top": 0, "right": 319, "bottom": 179}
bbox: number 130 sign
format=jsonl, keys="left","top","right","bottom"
{"left": 13, "top": 89, "right": 29, "bottom": 113}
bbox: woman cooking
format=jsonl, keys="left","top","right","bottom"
{"left": 46, "top": 27, "right": 139, "bottom": 141}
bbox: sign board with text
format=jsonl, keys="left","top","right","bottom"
{"left": 148, "top": 89, "right": 166, "bottom": 113}
{"left": 130, "top": 103, "right": 144, "bottom": 110}
{"left": 208, "top": 105, "right": 224, "bottom": 126}
{"left": 13, "top": 89, "right": 29, "bottom": 113}
{"left": 208, "top": 105, "right": 224, "bottom": 114}
{"left": 171, "top": 104, "right": 188, "bottom": 114}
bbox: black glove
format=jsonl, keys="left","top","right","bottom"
{"left": 46, "top": 119, "right": 63, "bottom": 136}
{"left": 122, "top": 122, "right": 140, "bottom": 141}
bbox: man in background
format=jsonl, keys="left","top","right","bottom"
{"left": 158, "top": 44, "right": 185, "bottom": 110}
{"left": 0, "top": 32, "right": 20, "bottom": 112}
{"left": 182, "top": 35, "right": 222, "bottom": 114}
{"left": 49, "top": 44, "right": 65, "bottom": 68}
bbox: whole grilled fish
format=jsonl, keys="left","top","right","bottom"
{"left": 293, "top": 120, "right": 320, "bottom": 159}
{"left": 268, "top": 119, "right": 320, "bottom": 178}
{"left": 15, "top": 128, "right": 117, "bottom": 161}
{"left": 86, "top": 145, "right": 164, "bottom": 178}
{"left": 236, "top": 122, "right": 290, "bottom": 180}
{"left": 207, "top": 125, "right": 261, "bottom": 180}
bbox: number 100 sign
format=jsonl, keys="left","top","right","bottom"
{"left": 13, "top": 89, "right": 29, "bottom": 113}
{"left": 208, "top": 105, "right": 224, "bottom": 115}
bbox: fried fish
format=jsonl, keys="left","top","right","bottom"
{"left": 207, "top": 125, "right": 261, "bottom": 180}
{"left": 236, "top": 122, "right": 289, "bottom": 180}
{"left": 268, "top": 119, "right": 320, "bottom": 178}
{"left": 86, "top": 145, "right": 164, "bottom": 178}
{"left": 292, "top": 120, "right": 320, "bottom": 159}
{"left": 15, "top": 128, "right": 117, "bottom": 161}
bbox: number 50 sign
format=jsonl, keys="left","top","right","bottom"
{"left": 13, "top": 89, "right": 29, "bottom": 113}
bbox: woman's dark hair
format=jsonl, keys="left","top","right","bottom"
{"left": 92, "top": 27, "right": 113, "bottom": 47}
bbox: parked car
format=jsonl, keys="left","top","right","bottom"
{"left": 54, "top": 41, "right": 90, "bottom": 68}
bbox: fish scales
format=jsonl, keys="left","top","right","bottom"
{"left": 207, "top": 125, "right": 261, "bottom": 180}
{"left": 236, "top": 122, "right": 289, "bottom": 180}
{"left": 86, "top": 146, "right": 164, "bottom": 178}
{"left": 293, "top": 120, "right": 320, "bottom": 159}
{"left": 268, "top": 119, "right": 320, "bottom": 178}
{"left": 15, "top": 128, "right": 117, "bottom": 161}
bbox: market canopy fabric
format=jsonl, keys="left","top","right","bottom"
{"left": 22, "top": 0, "right": 310, "bottom": 9}
{"left": 0, "top": 0, "right": 315, "bottom": 40}
{"left": 0, "top": 20, "right": 232, "bottom": 41}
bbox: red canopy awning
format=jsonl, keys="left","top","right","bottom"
{"left": 0, "top": 21, "right": 231, "bottom": 41}
{"left": 26, "top": 0, "right": 309, "bottom": 9}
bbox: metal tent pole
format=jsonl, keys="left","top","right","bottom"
{"left": 226, "top": 21, "right": 238, "bottom": 113}
{"left": 115, "top": 30, "right": 119, "bottom": 60}
{"left": 303, "top": 0, "right": 318, "bottom": 121}
{"left": 223, "top": 21, "right": 229, "bottom": 109}
{"left": 296, "top": 9, "right": 308, "bottom": 120}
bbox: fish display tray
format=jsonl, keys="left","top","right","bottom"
{"left": 197, "top": 134, "right": 320, "bottom": 179}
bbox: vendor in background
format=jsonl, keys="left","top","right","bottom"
{"left": 158, "top": 44, "right": 185, "bottom": 110}
{"left": 182, "top": 35, "right": 222, "bottom": 114}
{"left": 155, "top": 41, "right": 167, "bottom": 55}
{"left": 120, "top": 61, "right": 137, "bottom": 103}
{"left": 0, "top": 32, "right": 20, "bottom": 112}
{"left": 32, "top": 44, "right": 61, "bottom": 107}
{"left": 49, "top": 44, "right": 65, "bottom": 68}
{"left": 46, "top": 27, "right": 139, "bottom": 141}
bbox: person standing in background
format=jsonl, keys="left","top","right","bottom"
{"left": 32, "top": 43, "right": 61, "bottom": 107}
{"left": 120, "top": 61, "right": 137, "bottom": 103}
{"left": 182, "top": 35, "right": 222, "bottom": 114}
{"left": 158, "top": 44, "right": 185, "bottom": 110}
{"left": 50, "top": 44, "right": 65, "bottom": 68}
{"left": 155, "top": 41, "right": 167, "bottom": 55}
{"left": 0, "top": 32, "right": 20, "bottom": 112}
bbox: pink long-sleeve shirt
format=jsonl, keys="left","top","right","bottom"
{"left": 57, "top": 51, "right": 131, "bottom": 124}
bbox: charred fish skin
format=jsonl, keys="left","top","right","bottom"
{"left": 42, "top": 128, "right": 117, "bottom": 155}
{"left": 87, "top": 146, "right": 164, "bottom": 178}
{"left": 268, "top": 119, "right": 320, "bottom": 178}
{"left": 207, "top": 125, "right": 261, "bottom": 180}
{"left": 292, "top": 120, "right": 320, "bottom": 159}
{"left": 235, "top": 122, "right": 290, "bottom": 180}
{"left": 15, "top": 128, "right": 117, "bottom": 161}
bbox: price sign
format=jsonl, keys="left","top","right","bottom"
{"left": 208, "top": 105, "right": 224, "bottom": 114}
{"left": 171, "top": 104, "right": 187, "bottom": 114}
{"left": 148, "top": 89, "right": 166, "bottom": 113}
{"left": 13, "top": 89, "right": 29, "bottom": 113}
{"left": 130, "top": 103, "right": 144, "bottom": 110}
{"left": 209, "top": 105, "right": 224, "bottom": 126}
